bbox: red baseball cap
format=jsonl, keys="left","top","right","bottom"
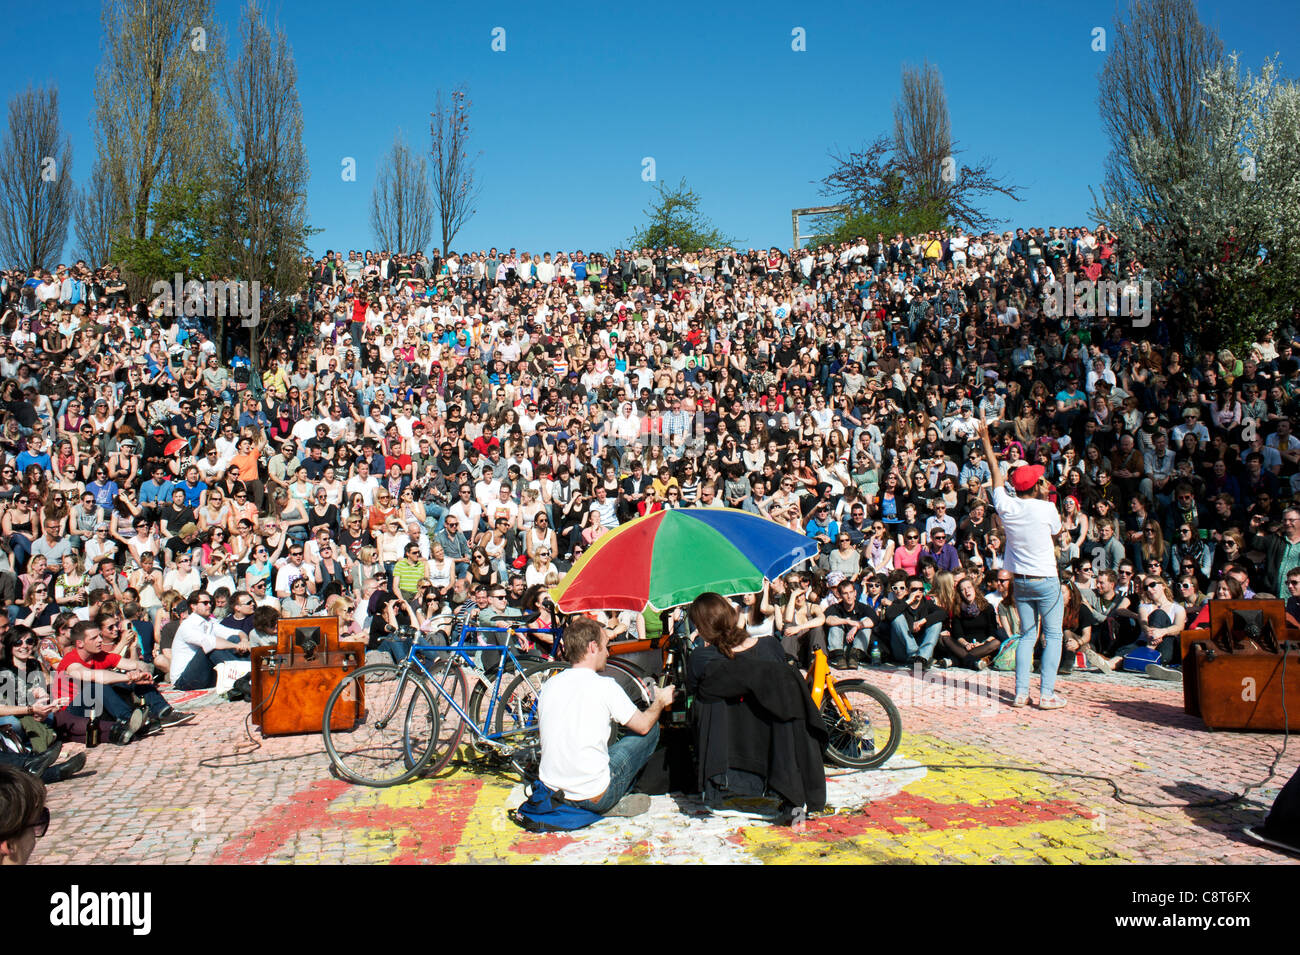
{"left": 1010, "top": 465, "right": 1045, "bottom": 493}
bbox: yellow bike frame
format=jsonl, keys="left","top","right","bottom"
{"left": 807, "top": 648, "right": 854, "bottom": 721}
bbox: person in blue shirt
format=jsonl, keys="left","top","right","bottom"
{"left": 139, "top": 465, "right": 176, "bottom": 518}
{"left": 14, "top": 434, "right": 51, "bottom": 473}
{"left": 959, "top": 448, "right": 992, "bottom": 487}
{"left": 86, "top": 465, "right": 120, "bottom": 516}
{"left": 177, "top": 467, "right": 207, "bottom": 508}
{"left": 238, "top": 394, "right": 269, "bottom": 431}
{"left": 804, "top": 501, "right": 839, "bottom": 550}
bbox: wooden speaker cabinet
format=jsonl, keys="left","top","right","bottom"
{"left": 250, "top": 616, "right": 366, "bottom": 737}
{"left": 1180, "top": 599, "right": 1300, "bottom": 732}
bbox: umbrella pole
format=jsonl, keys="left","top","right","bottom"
{"left": 657, "top": 609, "right": 673, "bottom": 687}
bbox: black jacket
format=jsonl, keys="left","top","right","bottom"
{"left": 691, "top": 642, "right": 828, "bottom": 811}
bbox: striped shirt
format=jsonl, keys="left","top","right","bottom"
{"left": 392, "top": 558, "right": 427, "bottom": 594}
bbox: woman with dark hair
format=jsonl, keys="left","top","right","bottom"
{"left": 685, "top": 591, "right": 823, "bottom": 817}
{"left": 0, "top": 763, "right": 48, "bottom": 863}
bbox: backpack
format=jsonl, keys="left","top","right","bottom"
{"left": 508, "top": 780, "right": 603, "bottom": 833}
{"left": 991, "top": 635, "right": 1019, "bottom": 671}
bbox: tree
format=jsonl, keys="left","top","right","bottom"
{"left": 215, "top": 0, "right": 311, "bottom": 369}
{"left": 113, "top": 173, "right": 222, "bottom": 283}
{"left": 813, "top": 137, "right": 947, "bottom": 245}
{"left": 1097, "top": 56, "right": 1300, "bottom": 350}
{"left": 893, "top": 61, "right": 953, "bottom": 220}
{"left": 429, "top": 86, "right": 481, "bottom": 255}
{"left": 73, "top": 158, "right": 123, "bottom": 267}
{"left": 628, "top": 178, "right": 737, "bottom": 252}
{"left": 1097, "top": 0, "right": 1223, "bottom": 210}
{"left": 0, "top": 86, "right": 73, "bottom": 271}
{"left": 93, "top": 0, "right": 225, "bottom": 293}
{"left": 371, "top": 130, "right": 434, "bottom": 255}
{"left": 820, "top": 62, "right": 1021, "bottom": 238}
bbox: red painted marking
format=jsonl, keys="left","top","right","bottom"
{"left": 215, "top": 779, "right": 351, "bottom": 864}
{"left": 510, "top": 832, "right": 577, "bottom": 855}
{"left": 215, "top": 778, "right": 484, "bottom": 865}
{"left": 787, "top": 794, "right": 1095, "bottom": 843}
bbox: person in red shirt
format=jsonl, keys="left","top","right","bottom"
{"left": 56, "top": 619, "right": 194, "bottom": 743}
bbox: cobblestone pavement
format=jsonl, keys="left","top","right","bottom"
{"left": 36, "top": 665, "right": 1300, "bottom": 865}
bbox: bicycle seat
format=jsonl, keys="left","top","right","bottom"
{"left": 515, "top": 609, "right": 541, "bottom": 626}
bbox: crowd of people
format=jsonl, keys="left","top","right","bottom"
{"left": 1, "top": 224, "right": 1298, "bottom": 792}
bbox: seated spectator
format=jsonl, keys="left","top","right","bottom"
{"left": 940, "top": 576, "right": 1001, "bottom": 670}
{"left": 167, "top": 593, "right": 250, "bottom": 691}
{"left": 54, "top": 619, "right": 193, "bottom": 742}
{"left": 882, "top": 576, "right": 946, "bottom": 667}
{"left": 823, "top": 578, "right": 877, "bottom": 669}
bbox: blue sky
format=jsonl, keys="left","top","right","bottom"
{"left": 6, "top": 0, "right": 1298, "bottom": 260}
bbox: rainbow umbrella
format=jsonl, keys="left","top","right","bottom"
{"left": 550, "top": 508, "right": 820, "bottom": 613}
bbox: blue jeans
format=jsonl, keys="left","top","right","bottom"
{"left": 571, "top": 724, "right": 659, "bottom": 815}
{"left": 1013, "top": 575, "right": 1065, "bottom": 700}
{"left": 423, "top": 501, "right": 447, "bottom": 536}
{"left": 890, "top": 616, "right": 941, "bottom": 662}
{"left": 828, "top": 624, "right": 871, "bottom": 654}
{"left": 10, "top": 533, "right": 30, "bottom": 572}
{"left": 68, "top": 680, "right": 169, "bottom": 720}
{"left": 173, "top": 648, "right": 244, "bottom": 691}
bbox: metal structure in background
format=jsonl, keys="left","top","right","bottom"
{"left": 791, "top": 205, "right": 850, "bottom": 249}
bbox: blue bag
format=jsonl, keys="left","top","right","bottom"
{"left": 1121, "top": 646, "right": 1162, "bottom": 673}
{"left": 509, "top": 780, "right": 603, "bottom": 833}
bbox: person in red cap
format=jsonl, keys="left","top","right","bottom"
{"left": 977, "top": 415, "right": 1066, "bottom": 710}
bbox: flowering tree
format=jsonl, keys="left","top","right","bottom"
{"left": 1098, "top": 56, "right": 1300, "bottom": 350}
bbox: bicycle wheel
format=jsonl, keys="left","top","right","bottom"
{"left": 601, "top": 658, "right": 653, "bottom": 709}
{"left": 494, "top": 661, "right": 570, "bottom": 734}
{"left": 820, "top": 679, "right": 902, "bottom": 770}
{"left": 410, "top": 657, "right": 467, "bottom": 777}
{"left": 492, "top": 662, "right": 568, "bottom": 769}
{"left": 323, "top": 664, "right": 438, "bottom": 787}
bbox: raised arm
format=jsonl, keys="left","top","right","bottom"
{"left": 978, "top": 411, "right": 1004, "bottom": 491}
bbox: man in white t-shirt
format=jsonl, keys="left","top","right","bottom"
{"left": 978, "top": 415, "right": 1065, "bottom": 710}
{"left": 537, "top": 615, "right": 674, "bottom": 816}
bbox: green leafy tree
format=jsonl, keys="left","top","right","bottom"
{"left": 629, "top": 178, "right": 738, "bottom": 251}
{"left": 1097, "top": 55, "right": 1300, "bottom": 351}
{"left": 94, "top": 0, "right": 226, "bottom": 297}
{"left": 809, "top": 158, "right": 948, "bottom": 246}
{"left": 113, "top": 173, "right": 222, "bottom": 284}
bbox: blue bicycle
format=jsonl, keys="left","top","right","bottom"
{"left": 321, "top": 622, "right": 565, "bottom": 787}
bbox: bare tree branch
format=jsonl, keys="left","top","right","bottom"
{"left": 429, "top": 86, "right": 482, "bottom": 255}
{"left": 894, "top": 61, "right": 953, "bottom": 212}
{"left": 371, "top": 130, "right": 434, "bottom": 255}
{"left": 819, "top": 63, "right": 1021, "bottom": 235}
{"left": 73, "top": 157, "right": 122, "bottom": 267}
{"left": 0, "top": 85, "right": 74, "bottom": 270}
{"left": 216, "top": 0, "right": 310, "bottom": 369}
{"left": 1096, "top": 0, "right": 1223, "bottom": 211}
